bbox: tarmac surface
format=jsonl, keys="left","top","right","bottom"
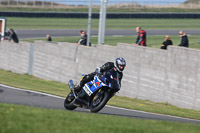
{"left": 16, "top": 29, "right": 200, "bottom": 39}
{"left": 1, "top": 84, "right": 200, "bottom": 124}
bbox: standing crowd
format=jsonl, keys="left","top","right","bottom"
{"left": 134, "top": 26, "right": 189, "bottom": 50}
{"left": 2, "top": 27, "right": 190, "bottom": 50}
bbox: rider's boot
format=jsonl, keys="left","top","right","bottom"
{"left": 72, "top": 74, "right": 87, "bottom": 93}
{"left": 72, "top": 79, "right": 85, "bottom": 93}
{"left": 73, "top": 85, "right": 82, "bottom": 93}
{"left": 73, "top": 73, "right": 95, "bottom": 93}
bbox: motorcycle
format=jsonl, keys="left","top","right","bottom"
{"left": 64, "top": 69, "right": 120, "bottom": 113}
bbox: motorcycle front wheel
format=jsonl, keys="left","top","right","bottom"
{"left": 90, "top": 90, "right": 109, "bottom": 113}
{"left": 64, "top": 92, "right": 77, "bottom": 110}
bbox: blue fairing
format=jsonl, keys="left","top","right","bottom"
{"left": 83, "top": 69, "right": 120, "bottom": 96}
{"left": 85, "top": 76, "right": 105, "bottom": 93}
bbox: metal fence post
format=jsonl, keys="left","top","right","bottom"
{"left": 33, "top": 0, "right": 36, "bottom": 7}
{"left": 87, "top": 0, "right": 92, "bottom": 46}
{"left": 42, "top": 0, "right": 44, "bottom": 8}
{"left": 51, "top": 0, "right": 54, "bottom": 8}
{"left": 28, "top": 44, "right": 34, "bottom": 75}
{"left": 8, "top": 0, "right": 10, "bottom": 6}
{"left": 98, "top": 0, "right": 108, "bottom": 45}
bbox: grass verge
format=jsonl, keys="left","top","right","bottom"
{"left": 6, "top": 17, "right": 200, "bottom": 30}
{"left": 22, "top": 35, "right": 200, "bottom": 49}
{"left": 1, "top": 103, "right": 200, "bottom": 133}
{"left": 0, "top": 68, "right": 200, "bottom": 120}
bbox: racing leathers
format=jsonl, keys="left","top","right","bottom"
{"left": 73, "top": 62, "right": 123, "bottom": 92}
{"left": 136, "top": 30, "right": 146, "bottom": 46}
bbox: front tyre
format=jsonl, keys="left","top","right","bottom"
{"left": 64, "top": 92, "right": 77, "bottom": 110}
{"left": 90, "top": 91, "right": 109, "bottom": 113}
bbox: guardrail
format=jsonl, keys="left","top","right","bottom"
{"left": 1, "top": 11, "right": 200, "bottom": 18}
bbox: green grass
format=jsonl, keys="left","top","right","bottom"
{"left": 0, "top": 70, "right": 67, "bottom": 97}
{"left": 0, "top": 68, "right": 200, "bottom": 120}
{"left": 21, "top": 35, "right": 200, "bottom": 49}
{"left": 6, "top": 17, "right": 200, "bottom": 30}
{"left": 108, "top": 96, "right": 200, "bottom": 120}
{"left": 1, "top": 103, "right": 200, "bottom": 133}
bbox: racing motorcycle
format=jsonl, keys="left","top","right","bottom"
{"left": 64, "top": 69, "right": 120, "bottom": 113}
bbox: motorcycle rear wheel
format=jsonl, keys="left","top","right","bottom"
{"left": 64, "top": 92, "right": 77, "bottom": 110}
{"left": 90, "top": 90, "right": 109, "bottom": 113}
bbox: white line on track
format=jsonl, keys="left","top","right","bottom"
{"left": 0, "top": 84, "right": 65, "bottom": 100}
{"left": 1, "top": 83, "right": 200, "bottom": 123}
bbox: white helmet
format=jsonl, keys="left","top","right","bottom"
{"left": 114, "top": 57, "right": 126, "bottom": 72}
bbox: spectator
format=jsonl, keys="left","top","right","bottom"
{"left": 160, "top": 35, "right": 173, "bottom": 50}
{"left": 46, "top": 34, "right": 52, "bottom": 41}
{"left": 7, "top": 29, "right": 19, "bottom": 43}
{"left": 135, "top": 27, "right": 147, "bottom": 46}
{"left": 77, "top": 30, "right": 87, "bottom": 46}
{"left": 178, "top": 30, "right": 189, "bottom": 47}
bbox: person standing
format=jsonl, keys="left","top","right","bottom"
{"left": 46, "top": 34, "right": 52, "bottom": 41}
{"left": 0, "top": 32, "right": 1, "bottom": 41}
{"left": 135, "top": 27, "right": 147, "bottom": 46}
{"left": 77, "top": 30, "right": 87, "bottom": 46}
{"left": 178, "top": 30, "right": 189, "bottom": 47}
{"left": 8, "top": 29, "right": 19, "bottom": 43}
{"left": 160, "top": 35, "right": 173, "bottom": 50}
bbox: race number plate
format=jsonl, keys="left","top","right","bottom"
{"left": 83, "top": 76, "right": 104, "bottom": 96}
{"left": 83, "top": 85, "right": 93, "bottom": 96}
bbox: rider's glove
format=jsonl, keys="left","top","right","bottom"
{"left": 95, "top": 67, "right": 101, "bottom": 74}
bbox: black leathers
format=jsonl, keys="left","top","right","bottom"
{"left": 79, "top": 62, "right": 123, "bottom": 88}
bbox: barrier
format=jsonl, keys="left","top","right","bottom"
{"left": 1, "top": 11, "right": 200, "bottom": 18}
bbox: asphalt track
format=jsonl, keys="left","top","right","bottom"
{"left": 1, "top": 84, "right": 200, "bottom": 124}
{"left": 16, "top": 29, "right": 200, "bottom": 39}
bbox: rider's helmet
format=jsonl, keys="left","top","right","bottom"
{"left": 114, "top": 57, "right": 126, "bottom": 72}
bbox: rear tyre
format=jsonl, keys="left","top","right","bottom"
{"left": 64, "top": 92, "right": 77, "bottom": 110}
{"left": 90, "top": 91, "right": 109, "bottom": 113}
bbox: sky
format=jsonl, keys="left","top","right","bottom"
{"left": 34, "top": 0, "right": 187, "bottom": 5}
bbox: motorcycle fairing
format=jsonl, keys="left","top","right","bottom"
{"left": 83, "top": 76, "right": 106, "bottom": 96}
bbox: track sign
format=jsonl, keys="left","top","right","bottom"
{"left": 0, "top": 18, "right": 6, "bottom": 41}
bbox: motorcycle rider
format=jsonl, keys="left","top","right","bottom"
{"left": 73, "top": 57, "right": 126, "bottom": 93}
